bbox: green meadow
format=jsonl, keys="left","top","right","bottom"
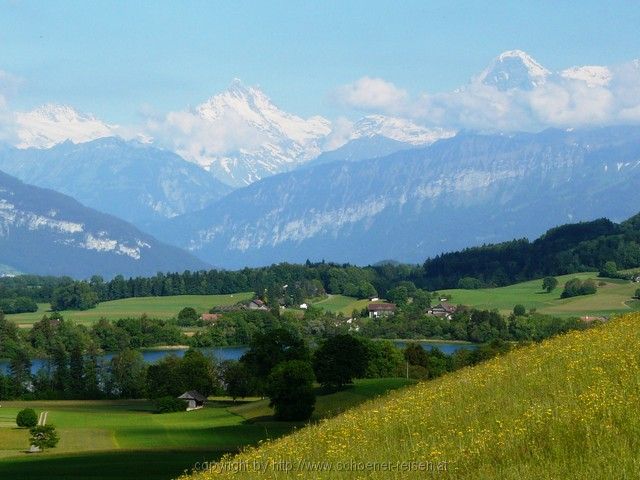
{"left": 439, "top": 272, "right": 640, "bottom": 317}
{"left": 311, "top": 295, "right": 373, "bottom": 316}
{"left": 0, "top": 378, "right": 412, "bottom": 480}
{"left": 5, "top": 293, "right": 254, "bottom": 327}
{"left": 185, "top": 314, "right": 640, "bottom": 480}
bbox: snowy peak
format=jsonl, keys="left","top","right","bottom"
{"left": 167, "top": 79, "right": 332, "bottom": 186}
{"left": 195, "top": 79, "right": 331, "bottom": 144}
{"left": 476, "top": 50, "right": 550, "bottom": 91}
{"left": 560, "top": 65, "right": 612, "bottom": 87}
{"left": 351, "top": 115, "right": 455, "bottom": 145}
{"left": 15, "top": 103, "right": 116, "bottom": 149}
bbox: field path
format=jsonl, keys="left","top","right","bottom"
{"left": 38, "top": 411, "right": 48, "bottom": 426}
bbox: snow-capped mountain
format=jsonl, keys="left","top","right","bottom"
{"left": 151, "top": 126, "right": 640, "bottom": 268}
{"left": 0, "top": 138, "right": 231, "bottom": 227}
{"left": 350, "top": 115, "right": 454, "bottom": 145}
{"left": 154, "top": 79, "right": 332, "bottom": 186}
{"left": 560, "top": 66, "right": 612, "bottom": 87}
{"left": 475, "top": 50, "right": 551, "bottom": 90}
{"left": 14, "top": 104, "right": 117, "bottom": 149}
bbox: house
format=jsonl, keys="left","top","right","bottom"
{"left": 427, "top": 302, "right": 457, "bottom": 319}
{"left": 248, "top": 299, "right": 268, "bottom": 310}
{"left": 200, "top": 313, "right": 221, "bottom": 323}
{"left": 178, "top": 390, "right": 207, "bottom": 411}
{"left": 580, "top": 315, "right": 607, "bottom": 323}
{"left": 367, "top": 302, "right": 396, "bottom": 318}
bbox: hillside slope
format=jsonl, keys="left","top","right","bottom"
{"left": 0, "top": 170, "right": 207, "bottom": 278}
{"left": 0, "top": 138, "right": 231, "bottom": 227}
{"left": 184, "top": 315, "right": 640, "bottom": 479}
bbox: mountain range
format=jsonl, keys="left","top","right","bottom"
{"left": 0, "top": 169, "right": 207, "bottom": 278}
{"left": 149, "top": 125, "right": 640, "bottom": 269}
{"left": 0, "top": 138, "right": 231, "bottom": 226}
{"left": 1, "top": 50, "right": 639, "bottom": 276}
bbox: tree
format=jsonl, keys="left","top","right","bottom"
{"left": 51, "top": 281, "right": 99, "bottom": 311}
{"left": 599, "top": 261, "right": 618, "bottom": 278}
{"left": 542, "top": 276, "right": 558, "bottom": 293}
{"left": 363, "top": 340, "right": 404, "bottom": 378}
{"left": 221, "top": 360, "right": 254, "bottom": 401}
{"left": 29, "top": 424, "right": 60, "bottom": 450}
{"left": 177, "top": 307, "right": 199, "bottom": 326}
{"left": 457, "top": 277, "right": 483, "bottom": 289}
{"left": 109, "top": 349, "right": 147, "bottom": 398}
{"left": 513, "top": 304, "right": 526, "bottom": 316}
{"left": 146, "top": 355, "right": 186, "bottom": 399}
{"left": 313, "top": 334, "right": 368, "bottom": 390}
{"left": 386, "top": 286, "right": 409, "bottom": 307}
{"left": 16, "top": 408, "right": 38, "bottom": 428}
{"left": 180, "top": 349, "right": 219, "bottom": 397}
{"left": 266, "top": 360, "right": 315, "bottom": 421}
{"left": 404, "top": 342, "right": 429, "bottom": 367}
{"left": 9, "top": 348, "right": 32, "bottom": 398}
{"left": 241, "top": 329, "right": 310, "bottom": 383}
{"left": 561, "top": 278, "right": 597, "bottom": 298}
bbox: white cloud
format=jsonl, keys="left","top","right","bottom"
{"left": 145, "top": 108, "right": 270, "bottom": 170}
{"left": 321, "top": 117, "right": 354, "bottom": 151}
{"left": 335, "top": 58, "right": 640, "bottom": 132}
{"left": 334, "top": 76, "right": 408, "bottom": 113}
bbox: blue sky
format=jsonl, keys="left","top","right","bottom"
{"left": 1, "top": 0, "right": 639, "bottom": 122}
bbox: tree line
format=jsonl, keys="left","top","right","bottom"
{"left": 3, "top": 213, "right": 640, "bottom": 314}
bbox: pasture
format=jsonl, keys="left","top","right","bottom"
{"left": 0, "top": 378, "right": 412, "bottom": 479}
{"left": 5, "top": 293, "right": 254, "bottom": 327}
{"left": 439, "top": 272, "right": 640, "bottom": 317}
{"left": 311, "top": 294, "right": 372, "bottom": 316}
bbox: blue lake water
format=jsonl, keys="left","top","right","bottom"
{"left": 0, "top": 341, "right": 476, "bottom": 374}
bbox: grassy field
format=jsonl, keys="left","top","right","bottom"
{"left": 439, "top": 272, "right": 640, "bottom": 317}
{"left": 0, "top": 378, "right": 412, "bottom": 479}
{"left": 5, "top": 293, "right": 254, "bottom": 327}
{"left": 184, "top": 313, "right": 640, "bottom": 480}
{"left": 311, "top": 295, "right": 373, "bottom": 316}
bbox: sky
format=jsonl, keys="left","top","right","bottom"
{"left": 1, "top": 0, "right": 639, "bottom": 124}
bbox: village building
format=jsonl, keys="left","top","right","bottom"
{"left": 367, "top": 302, "right": 397, "bottom": 318}
{"left": 178, "top": 390, "right": 207, "bottom": 411}
{"left": 427, "top": 302, "right": 457, "bottom": 320}
{"left": 199, "top": 313, "right": 221, "bottom": 323}
{"left": 248, "top": 299, "right": 268, "bottom": 310}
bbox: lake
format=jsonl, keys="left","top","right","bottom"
{"left": 0, "top": 341, "right": 476, "bottom": 374}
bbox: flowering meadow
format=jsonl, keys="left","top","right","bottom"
{"left": 184, "top": 314, "right": 640, "bottom": 479}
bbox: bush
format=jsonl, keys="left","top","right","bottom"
{"left": 0, "top": 297, "right": 38, "bottom": 314}
{"left": 16, "top": 408, "right": 38, "bottom": 428}
{"left": 154, "top": 396, "right": 187, "bottom": 413}
{"left": 561, "top": 278, "right": 598, "bottom": 298}
{"left": 29, "top": 424, "right": 59, "bottom": 450}
{"left": 513, "top": 304, "right": 526, "bottom": 316}
{"left": 457, "top": 277, "right": 483, "bottom": 289}
{"left": 542, "top": 276, "right": 558, "bottom": 293}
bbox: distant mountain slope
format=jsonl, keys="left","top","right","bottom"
{"left": 420, "top": 216, "right": 640, "bottom": 289}
{"left": 152, "top": 126, "right": 640, "bottom": 269}
{"left": 0, "top": 170, "right": 207, "bottom": 278}
{"left": 305, "top": 135, "right": 414, "bottom": 168}
{"left": 0, "top": 138, "right": 231, "bottom": 227}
